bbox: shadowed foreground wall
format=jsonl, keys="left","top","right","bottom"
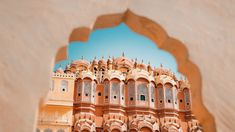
{"left": 0, "top": 0, "right": 234, "bottom": 132}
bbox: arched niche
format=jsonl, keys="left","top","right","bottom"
{"left": 54, "top": 10, "right": 215, "bottom": 132}
{"left": 140, "top": 127, "right": 152, "bottom": 132}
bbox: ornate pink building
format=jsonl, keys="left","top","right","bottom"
{"left": 37, "top": 54, "right": 202, "bottom": 132}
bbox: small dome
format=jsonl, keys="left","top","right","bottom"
{"left": 92, "top": 57, "right": 98, "bottom": 65}
{"left": 155, "top": 64, "right": 177, "bottom": 80}
{"left": 98, "top": 57, "right": 106, "bottom": 66}
{"left": 72, "top": 59, "right": 90, "bottom": 67}
{"left": 113, "top": 56, "right": 134, "bottom": 68}
{"left": 137, "top": 60, "right": 147, "bottom": 70}
{"left": 107, "top": 56, "right": 112, "bottom": 64}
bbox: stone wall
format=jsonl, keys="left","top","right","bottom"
{"left": 0, "top": 0, "right": 234, "bottom": 131}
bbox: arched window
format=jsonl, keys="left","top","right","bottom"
{"left": 104, "top": 81, "right": 109, "bottom": 99}
{"left": 184, "top": 88, "right": 190, "bottom": 109}
{"left": 128, "top": 81, "right": 135, "bottom": 101}
{"left": 165, "top": 83, "right": 173, "bottom": 103}
{"left": 157, "top": 84, "right": 163, "bottom": 104}
{"left": 111, "top": 82, "right": 120, "bottom": 99}
{"left": 137, "top": 84, "right": 148, "bottom": 101}
{"left": 84, "top": 80, "right": 91, "bottom": 97}
{"left": 61, "top": 80, "right": 68, "bottom": 92}
{"left": 57, "top": 129, "right": 65, "bottom": 132}
{"left": 77, "top": 81, "right": 82, "bottom": 96}
{"left": 150, "top": 83, "right": 155, "bottom": 102}
{"left": 44, "top": 128, "right": 52, "bottom": 132}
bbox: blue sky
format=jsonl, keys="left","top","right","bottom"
{"left": 54, "top": 23, "right": 181, "bottom": 78}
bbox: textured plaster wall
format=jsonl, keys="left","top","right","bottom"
{"left": 0, "top": 0, "right": 234, "bottom": 132}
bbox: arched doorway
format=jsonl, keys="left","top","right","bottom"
{"left": 140, "top": 127, "right": 152, "bottom": 132}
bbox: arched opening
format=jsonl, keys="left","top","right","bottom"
{"left": 111, "top": 129, "right": 121, "bottom": 132}
{"left": 140, "top": 127, "right": 152, "bottom": 132}
{"left": 50, "top": 10, "right": 215, "bottom": 132}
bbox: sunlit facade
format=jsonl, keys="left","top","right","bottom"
{"left": 37, "top": 54, "right": 202, "bottom": 132}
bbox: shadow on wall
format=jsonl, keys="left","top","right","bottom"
{"left": 53, "top": 10, "right": 216, "bottom": 132}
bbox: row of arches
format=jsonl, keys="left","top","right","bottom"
{"left": 73, "top": 74, "right": 191, "bottom": 110}
{"left": 75, "top": 77, "right": 96, "bottom": 103}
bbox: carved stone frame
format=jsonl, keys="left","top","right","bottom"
{"left": 55, "top": 10, "right": 216, "bottom": 132}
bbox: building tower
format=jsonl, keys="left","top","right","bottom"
{"left": 37, "top": 65, "right": 75, "bottom": 132}
{"left": 36, "top": 54, "right": 203, "bottom": 132}
{"left": 73, "top": 59, "right": 97, "bottom": 132}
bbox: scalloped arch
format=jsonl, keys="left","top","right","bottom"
{"left": 55, "top": 10, "right": 216, "bottom": 132}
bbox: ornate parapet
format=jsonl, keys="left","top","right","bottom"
{"left": 103, "top": 114, "right": 127, "bottom": 132}
{"left": 128, "top": 114, "right": 159, "bottom": 131}
{"left": 74, "top": 113, "right": 96, "bottom": 132}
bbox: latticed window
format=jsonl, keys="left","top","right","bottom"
{"left": 61, "top": 80, "right": 68, "bottom": 92}
{"left": 157, "top": 84, "right": 164, "bottom": 104}
{"left": 184, "top": 88, "right": 190, "bottom": 106}
{"left": 165, "top": 88, "right": 173, "bottom": 103}
{"left": 158, "top": 87, "right": 163, "bottom": 99}
{"left": 165, "top": 83, "right": 173, "bottom": 103}
{"left": 128, "top": 81, "right": 135, "bottom": 100}
{"left": 112, "top": 82, "right": 120, "bottom": 99}
{"left": 84, "top": 80, "right": 91, "bottom": 96}
{"left": 104, "top": 81, "right": 109, "bottom": 97}
{"left": 77, "top": 81, "right": 82, "bottom": 95}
